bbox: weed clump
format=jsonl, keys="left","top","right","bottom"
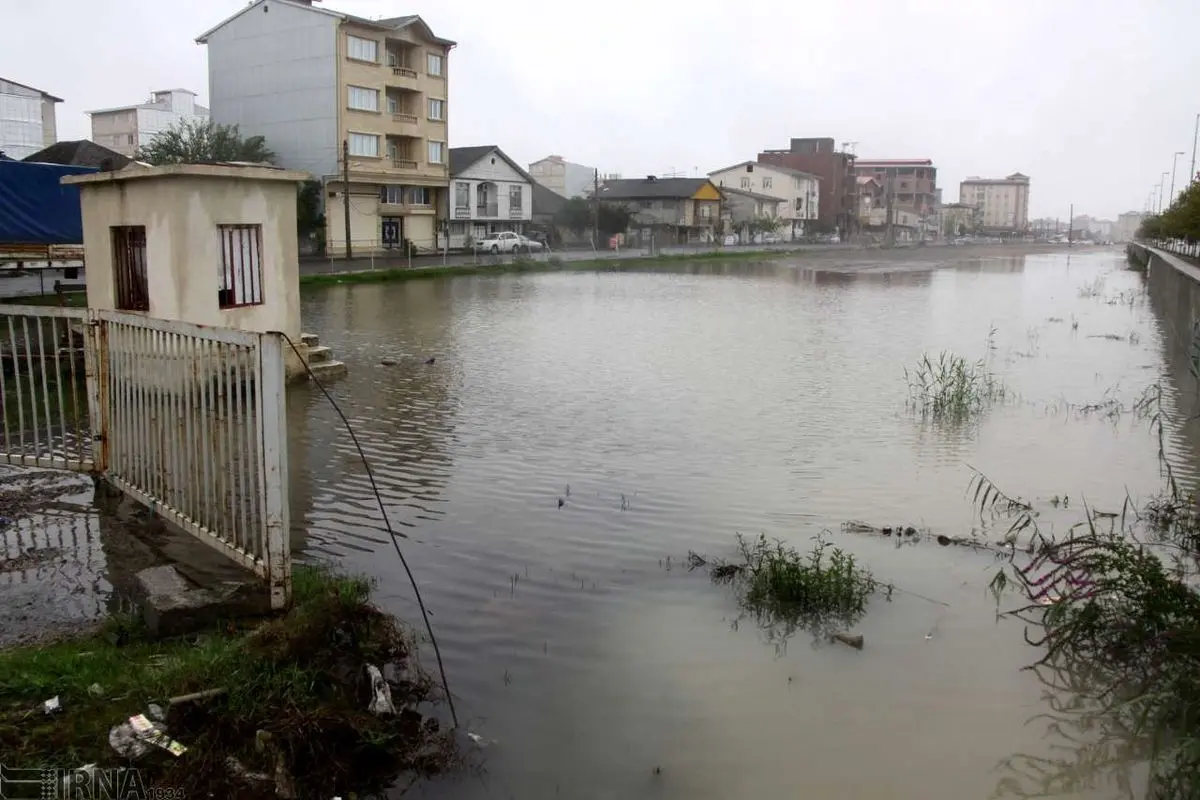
{"left": 905, "top": 351, "right": 1005, "bottom": 420}
{"left": 694, "top": 534, "right": 886, "bottom": 644}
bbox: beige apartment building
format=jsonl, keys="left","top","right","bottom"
{"left": 959, "top": 173, "right": 1031, "bottom": 233}
{"left": 198, "top": 0, "right": 454, "bottom": 254}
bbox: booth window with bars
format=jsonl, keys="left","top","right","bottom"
{"left": 217, "top": 224, "right": 264, "bottom": 308}
{"left": 111, "top": 225, "right": 149, "bottom": 312}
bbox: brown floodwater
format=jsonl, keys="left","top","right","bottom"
{"left": 289, "top": 248, "right": 1188, "bottom": 799}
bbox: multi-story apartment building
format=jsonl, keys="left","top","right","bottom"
{"left": 708, "top": 160, "right": 819, "bottom": 240}
{"left": 757, "top": 138, "right": 856, "bottom": 235}
{"left": 853, "top": 159, "right": 938, "bottom": 217}
{"left": 0, "top": 78, "right": 60, "bottom": 160}
{"left": 528, "top": 155, "right": 596, "bottom": 199}
{"left": 197, "top": 0, "right": 455, "bottom": 254}
{"left": 447, "top": 145, "right": 533, "bottom": 249}
{"left": 88, "top": 89, "right": 209, "bottom": 158}
{"left": 959, "top": 173, "right": 1031, "bottom": 233}
{"left": 1115, "top": 211, "right": 1147, "bottom": 242}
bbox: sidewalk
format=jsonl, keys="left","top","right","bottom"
{"left": 299, "top": 241, "right": 858, "bottom": 277}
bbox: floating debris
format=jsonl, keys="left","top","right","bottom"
{"left": 831, "top": 632, "right": 864, "bottom": 650}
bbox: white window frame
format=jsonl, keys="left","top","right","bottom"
{"left": 348, "top": 132, "right": 380, "bottom": 158}
{"left": 427, "top": 98, "right": 445, "bottom": 121}
{"left": 427, "top": 52, "right": 444, "bottom": 76}
{"left": 347, "top": 35, "right": 378, "bottom": 63}
{"left": 347, "top": 85, "right": 379, "bottom": 112}
{"left": 427, "top": 140, "right": 444, "bottom": 164}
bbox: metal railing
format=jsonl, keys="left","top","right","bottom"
{"left": 0, "top": 304, "right": 291, "bottom": 608}
{"left": 97, "top": 310, "right": 290, "bottom": 607}
{"left": 0, "top": 305, "right": 94, "bottom": 471}
{"left": 1143, "top": 239, "right": 1200, "bottom": 260}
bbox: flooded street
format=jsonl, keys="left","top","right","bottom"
{"left": 290, "top": 248, "right": 1183, "bottom": 799}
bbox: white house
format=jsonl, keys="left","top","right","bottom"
{"left": 708, "top": 160, "right": 820, "bottom": 240}
{"left": 88, "top": 89, "right": 210, "bottom": 158}
{"left": 447, "top": 146, "right": 533, "bottom": 249}
{"left": 0, "top": 78, "right": 61, "bottom": 160}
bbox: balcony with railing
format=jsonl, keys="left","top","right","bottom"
{"left": 386, "top": 135, "right": 420, "bottom": 171}
{"left": 476, "top": 203, "right": 499, "bottom": 218}
{"left": 385, "top": 90, "right": 421, "bottom": 135}
{"left": 385, "top": 42, "right": 420, "bottom": 85}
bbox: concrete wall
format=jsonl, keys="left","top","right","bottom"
{"left": 206, "top": 1, "right": 340, "bottom": 177}
{"left": 76, "top": 174, "right": 301, "bottom": 341}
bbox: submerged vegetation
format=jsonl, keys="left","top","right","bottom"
{"left": 0, "top": 565, "right": 457, "bottom": 799}
{"left": 904, "top": 350, "right": 1006, "bottom": 421}
{"left": 690, "top": 533, "right": 888, "bottom": 646}
{"left": 978, "top": 372, "right": 1200, "bottom": 798}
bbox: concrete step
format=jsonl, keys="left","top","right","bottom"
{"left": 307, "top": 345, "right": 333, "bottom": 364}
{"left": 308, "top": 360, "right": 347, "bottom": 382}
{"left": 300, "top": 332, "right": 320, "bottom": 348}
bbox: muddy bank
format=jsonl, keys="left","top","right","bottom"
{"left": 0, "top": 565, "right": 459, "bottom": 799}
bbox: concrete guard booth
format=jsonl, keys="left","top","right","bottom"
{"left": 61, "top": 163, "right": 310, "bottom": 378}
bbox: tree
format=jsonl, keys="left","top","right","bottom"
{"left": 554, "top": 197, "right": 633, "bottom": 239}
{"left": 137, "top": 119, "right": 275, "bottom": 166}
{"left": 297, "top": 179, "right": 326, "bottom": 250}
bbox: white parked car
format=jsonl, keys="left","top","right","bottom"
{"left": 761, "top": 232, "right": 781, "bottom": 244}
{"left": 474, "top": 231, "right": 543, "bottom": 254}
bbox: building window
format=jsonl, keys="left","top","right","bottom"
{"left": 217, "top": 225, "right": 264, "bottom": 308}
{"left": 509, "top": 184, "right": 523, "bottom": 212}
{"left": 347, "top": 35, "right": 378, "bottom": 62}
{"left": 347, "top": 86, "right": 379, "bottom": 112}
{"left": 428, "top": 98, "right": 444, "bottom": 121}
{"left": 408, "top": 187, "right": 432, "bottom": 206}
{"left": 126, "top": 134, "right": 135, "bottom": 145}
{"left": 111, "top": 226, "right": 149, "bottom": 312}
{"left": 740, "top": 177, "right": 750, "bottom": 189}
{"left": 762, "top": 177, "right": 772, "bottom": 189}
{"left": 381, "top": 186, "right": 404, "bottom": 204}
{"left": 454, "top": 181, "right": 470, "bottom": 210}
{"left": 348, "top": 132, "right": 379, "bottom": 157}
{"left": 427, "top": 140, "right": 444, "bottom": 164}
{"left": 427, "top": 53, "right": 444, "bottom": 76}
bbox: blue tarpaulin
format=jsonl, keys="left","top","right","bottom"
{"left": 0, "top": 160, "right": 97, "bottom": 245}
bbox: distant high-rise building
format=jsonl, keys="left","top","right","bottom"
{"left": 88, "top": 89, "right": 210, "bottom": 158}
{"left": 528, "top": 155, "right": 596, "bottom": 198}
{"left": 0, "top": 77, "right": 60, "bottom": 160}
{"left": 1115, "top": 211, "right": 1147, "bottom": 242}
{"left": 959, "top": 173, "right": 1031, "bottom": 232}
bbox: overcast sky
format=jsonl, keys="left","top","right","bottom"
{"left": 9, "top": 0, "right": 1200, "bottom": 219}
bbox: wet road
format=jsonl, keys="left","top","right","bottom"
{"left": 283, "top": 246, "right": 1172, "bottom": 798}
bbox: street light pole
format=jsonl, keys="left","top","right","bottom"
{"left": 1191, "top": 112, "right": 1199, "bottom": 188}
{"left": 1170, "top": 151, "right": 1186, "bottom": 206}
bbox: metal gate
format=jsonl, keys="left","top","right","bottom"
{"left": 0, "top": 304, "right": 291, "bottom": 608}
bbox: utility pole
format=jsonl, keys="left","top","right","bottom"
{"left": 1067, "top": 204, "right": 1073, "bottom": 246}
{"left": 592, "top": 169, "right": 600, "bottom": 249}
{"left": 1191, "top": 112, "right": 1199, "bottom": 188}
{"left": 342, "top": 139, "right": 352, "bottom": 260}
{"left": 884, "top": 173, "right": 895, "bottom": 247}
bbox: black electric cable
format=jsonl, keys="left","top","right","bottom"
{"left": 275, "top": 332, "right": 459, "bottom": 728}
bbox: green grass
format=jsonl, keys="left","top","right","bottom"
{"left": 0, "top": 565, "right": 456, "bottom": 798}
{"left": 904, "top": 351, "right": 1006, "bottom": 420}
{"left": 2, "top": 291, "right": 89, "bottom": 308}
{"left": 2, "top": 363, "right": 88, "bottom": 432}
{"left": 693, "top": 533, "right": 887, "bottom": 645}
{"left": 299, "top": 247, "right": 798, "bottom": 287}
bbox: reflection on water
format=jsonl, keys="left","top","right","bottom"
{"left": 288, "top": 249, "right": 1182, "bottom": 799}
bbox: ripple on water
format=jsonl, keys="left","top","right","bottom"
{"left": 291, "top": 250, "right": 1166, "bottom": 799}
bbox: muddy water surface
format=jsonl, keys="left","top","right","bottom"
{"left": 291, "top": 249, "right": 1182, "bottom": 799}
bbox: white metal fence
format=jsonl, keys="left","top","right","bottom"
{"left": 0, "top": 304, "right": 291, "bottom": 608}
{"left": 1143, "top": 239, "right": 1200, "bottom": 260}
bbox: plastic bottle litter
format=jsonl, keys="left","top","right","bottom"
{"left": 365, "top": 664, "right": 396, "bottom": 716}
